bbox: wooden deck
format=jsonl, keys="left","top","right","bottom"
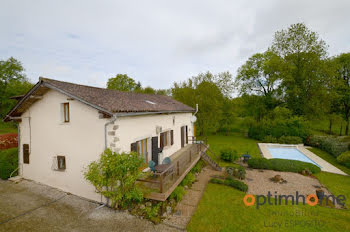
{"left": 138, "top": 143, "right": 206, "bottom": 201}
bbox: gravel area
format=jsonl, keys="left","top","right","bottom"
{"left": 244, "top": 168, "right": 331, "bottom": 197}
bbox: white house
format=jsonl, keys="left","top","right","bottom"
{"left": 4, "top": 77, "right": 197, "bottom": 202}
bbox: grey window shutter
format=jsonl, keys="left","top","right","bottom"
{"left": 131, "top": 142, "right": 137, "bottom": 152}
{"left": 185, "top": 126, "right": 188, "bottom": 144}
{"left": 23, "top": 144, "right": 29, "bottom": 164}
{"left": 160, "top": 133, "right": 164, "bottom": 148}
{"left": 170, "top": 130, "right": 174, "bottom": 145}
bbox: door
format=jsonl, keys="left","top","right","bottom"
{"left": 151, "top": 136, "right": 159, "bottom": 165}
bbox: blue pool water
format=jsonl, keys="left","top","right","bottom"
{"left": 267, "top": 147, "right": 321, "bottom": 167}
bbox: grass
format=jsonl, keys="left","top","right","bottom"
{"left": 308, "top": 148, "right": 350, "bottom": 175}
{"left": 0, "top": 121, "right": 17, "bottom": 134}
{"left": 205, "top": 133, "right": 261, "bottom": 167}
{"left": 187, "top": 183, "right": 350, "bottom": 232}
{"left": 188, "top": 131, "right": 350, "bottom": 232}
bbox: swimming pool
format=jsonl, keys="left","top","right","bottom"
{"left": 267, "top": 146, "right": 321, "bottom": 167}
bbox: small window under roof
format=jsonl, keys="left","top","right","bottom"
{"left": 145, "top": 100, "right": 156, "bottom": 105}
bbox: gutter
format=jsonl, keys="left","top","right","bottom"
{"left": 104, "top": 115, "right": 118, "bottom": 150}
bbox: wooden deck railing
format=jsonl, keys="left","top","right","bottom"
{"left": 138, "top": 143, "right": 206, "bottom": 200}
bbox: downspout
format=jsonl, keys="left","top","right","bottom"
{"left": 194, "top": 104, "right": 198, "bottom": 116}
{"left": 104, "top": 115, "right": 118, "bottom": 150}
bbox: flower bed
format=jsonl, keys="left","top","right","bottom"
{"left": 0, "top": 133, "right": 18, "bottom": 150}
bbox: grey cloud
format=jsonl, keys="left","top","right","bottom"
{"left": 0, "top": 0, "right": 349, "bottom": 89}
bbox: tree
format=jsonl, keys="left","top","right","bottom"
{"left": 172, "top": 73, "right": 225, "bottom": 135}
{"left": 333, "top": 53, "right": 350, "bottom": 135}
{"left": 1, "top": 79, "right": 33, "bottom": 116}
{"left": 84, "top": 149, "right": 144, "bottom": 209}
{"left": 107, "top": 74, "right": 138, "bottom": 91}
{"left": 269, "top": 23, "right": 331, "bottom": 116}
{"left": 236, "top": 51, "right": 284, "bottom": 112}
{"left": 0, "top": 57, "right": 26, "bottom": 117}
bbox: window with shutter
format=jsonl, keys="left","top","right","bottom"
{"left": 62, "top": 102, "right": 70, "bottom": 123}
{"left": 185, "top": 126, "right": 188, "bottom": 144}
{"left": 57, "top": 156, "right": 66, "bottom": 170}
{"left": 160, "top": 133, "right": 164, "bottom": 148}
{"left": 170, "top": 130, "right": 174, "bottom": 145}
{"left": 23, "top": 144, "right": 29, "bottom": 164}
{"left": 131, "top": 142, "right": 137, "bottom": 152}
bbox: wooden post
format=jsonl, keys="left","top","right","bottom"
{"left": 160, "top": 174, "right": 163, "bottom": 193}
{"left": 177, "top": 161, "right": 179, "bottom": 175}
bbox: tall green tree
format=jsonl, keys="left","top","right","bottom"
{"left": 0, "top": 57, "right": 28, "bottom": 117}
{"left": 333, "top": 53, "right": 350, "bottom": 135}
{"left": 269, "top": 23, "right": 331, "bottom": 116}
{"left": 172, "top": 73, "right": 225, "bottom": 135}
{"left": 236, "top": 51, "right": 284, "bottom": 112}
{"left": 107, "top": 74, "right": 139, "bottom": 91}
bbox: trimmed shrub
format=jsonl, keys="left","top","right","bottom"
{"left": 169, "top": 186, "right": 186, "bottom": 202}
{"left": 226, "top": 165, "right": 246, "bottom": 180}
{"left": 248, "top": 158, "right": 321, "bottom": 174}
{"left": 181, "top": 172, "right": 196, "bottom": 187}
{"left": 0, "top": 148, "right": 18, "bottom": 179}
{"left": 223, "top": 178, "right": 248, "bottom": 192}
{"left": 277, "top": 136, "right": 303, "bottom": 144}
{"left": 306, "top": 135, "right": 348, "bottom": 157}
{"left": 263, "top": 135, "right": 278, "bottom": 143}
{"left": 210, "top": 178, "right": 224, "bottom": 184}
{"left": 210, "top": 177, "right": 248, "bottom": 192}
{"left": 337, "top": 151, "right": 350, "bottom": 168}
{"left": 220, "top": 148, "right": 238, "bottom": 162}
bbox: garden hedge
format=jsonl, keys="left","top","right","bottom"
{"left": 306, "top": 135, "right": 348, "bottom": 158}
{"left": 248, "top": 158, "right": 321, "bottom": 174}
{"left": 210, "top": 177, "right": 248, "bottom": 192}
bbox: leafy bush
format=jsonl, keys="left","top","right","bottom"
{"left": 263, "top": 135, "right": 278, "bottom": 143}
{"left": 169, "top": 186, "right": 186, "bottom": 202}
{"left": 0, "top": 148, "right": 18, "bottom": 179}
{"left": 220, "top": 148, "right": 238, "bottom": 162}
{"left": 143, "top": 203, "right": 161, "bottom": 223}
{"left": 248, "top": 109, "right": 310, "bottom": 141}
{"left": 84, "top": 149, "right": 144, "bottom": 209}
{"left": 306, "top": 135, "right": 348, "bottom": 157}
{"left": 248, "top": 158, "right": 321, "bottom": 174}
{"left": 277, "top": 136, "right": 303, "bottom": 144}
{"left": 191, "top": 160, "right": 205, "bottom": 174}
{"left": 226, "top": 165, "right": 246, "bottom": 180}
{"left": 223, "top": 178, "right": 248, "bottom": 192}
{"left": 210, "top": 177, "right": 248, "bottom": 192}
{"left": 337, "top": 151, "right": 350, "bottom": 168}
{"left": 181, "top": 172, "right": 196, "bottom": 187}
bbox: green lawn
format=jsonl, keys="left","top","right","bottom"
{"left": 308, "top": 147, "right": 350, "bottom": 175}
{"left": 205, "top": 133, "right": 261, "bottom": 167}
{"left": 0, "top": 121, "right": 17, "bottom": 134}
{"left": 188, "top": 133, "right": 350, "bottom": 232}
{"left": 187, "top": 182, "right": 350, "bottom": 232}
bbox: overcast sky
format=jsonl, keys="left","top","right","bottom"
{"left": 1, "top": 0, "right": 350, "bottom": 89}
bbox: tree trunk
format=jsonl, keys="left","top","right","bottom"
{"left": 346, "top": 117, "right": 349, "bottom": 136}
{"left": 339, "top": 123, "right": 343, "bottom": 136}
{"left": 329, "top": 118, "right": 333, "bottom": 134}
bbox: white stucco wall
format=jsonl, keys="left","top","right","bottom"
{"left": 18, "top": 89, "right": 194, "bottom": 202}
{"left": 112, "top": 113, "right": 194, "bottom": 163}
{"left": 19, "top": 90, "right": 109, "bottom": 202}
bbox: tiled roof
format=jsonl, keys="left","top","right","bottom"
{"left": 42, "top": 78, "right": 194, "bottom": 113}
